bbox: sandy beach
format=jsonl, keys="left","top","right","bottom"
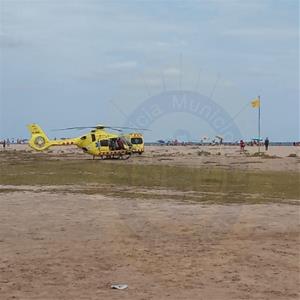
{"left": 2, "top": 143, "right": 299, "bottom": 172}
{"left": 0, "top": 145, "right": 299, "bottom": 299}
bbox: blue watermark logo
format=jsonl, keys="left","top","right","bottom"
{"left": 125, "top": 90, "right": 242, "bottom": 141}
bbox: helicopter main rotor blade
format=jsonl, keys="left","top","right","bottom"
{"left": 52, "top": 127, "right": 93, "bottom": 131}
{"left": 52, "top": 125, "right": 150, "bottom": 132}
{"left": 107, "top": 127, "right": 123, "bottom": 132}
{"left": 109, "top": 126, "right": 151, "bottom": 131}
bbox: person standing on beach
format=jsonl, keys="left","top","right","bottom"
{"left": 240, "top": 140, "right": 245, "bottom": 153}
{"left": 265, "top": 137, "right": 269, "bottom": 151}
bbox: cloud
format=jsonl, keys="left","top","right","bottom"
{"left": 164, "top": 68, "right": 181, "bottom": 76}
{"left": 0, "top": 34, "right": 24, "bottom": 48}
{"left": 77, "top": 60, "right": 139, "bottom": 81}
{"left": 223, "top": 27, "right": 298, "bottom": 40}
{"left": 202, "top": 0, "right": 268, "bottom": 10}
{"left": 127, "top": 76, "right": 162, "bottom": 88}
{"left": 107, "top": 61, "right": 138, "bottom": 70}
{"left": 154, "top": 41, "right": 171, "bottom": 47}
{"left": 154, "top": 39, "right": 188, "bottom": 48}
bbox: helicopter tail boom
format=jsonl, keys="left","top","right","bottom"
{"left": 27, "top": 124, "right": 78, "bottom": 151}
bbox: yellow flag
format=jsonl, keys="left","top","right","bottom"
{"left": 251, "top": 98, "right": 260, "bottom": 108}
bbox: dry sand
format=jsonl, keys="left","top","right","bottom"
{"left": 0, "top": 144, "right": 299, "bottom": 299}
{"left": 0, "top": 189, "right": 299, "bottom": 300}
{"left": 2, "top": 143, "right": 300, "bottom": 172}
{"left": 138, "top": 145, "right": 300, "bottom": 172}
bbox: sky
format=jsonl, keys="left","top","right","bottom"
{"left": 0, "top": 0, "right": 299, "bottom": 142}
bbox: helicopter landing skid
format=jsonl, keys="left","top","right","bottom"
{"left": 97, "top": 150, "right": 132, "bottom": 160}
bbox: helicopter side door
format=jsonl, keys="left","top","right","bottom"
{"left": 98, "top": 139, "right": 109, "bottom": 153}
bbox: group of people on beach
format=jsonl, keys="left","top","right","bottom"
{"left": 240, "top": 137, "right": 269, "bottom": 153}
{"left": 1, "top": 138, "right": 26, "bottom": 149}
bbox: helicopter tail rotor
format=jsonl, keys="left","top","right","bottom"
{"left": 27, "top": 124, "right": 52, "bottom": 151}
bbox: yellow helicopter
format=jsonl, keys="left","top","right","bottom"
{"left": 27, "top": 123, "right": 146, "bottom": 159}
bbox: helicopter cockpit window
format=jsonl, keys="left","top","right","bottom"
{"left": 131, "top": 137, "right": 143, "bottom": 145}
{"left": 80, "top": 136, "right": 87, "bottom": 140}
{"left": 100, "top": 140, "right": 109, "bottom": 147}
{"left": 91, "top": 134, "right": 96, "bottom": 142}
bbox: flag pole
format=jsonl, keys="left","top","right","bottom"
{"left": 258, "top": 95, "right": 261, "bottom": 153}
